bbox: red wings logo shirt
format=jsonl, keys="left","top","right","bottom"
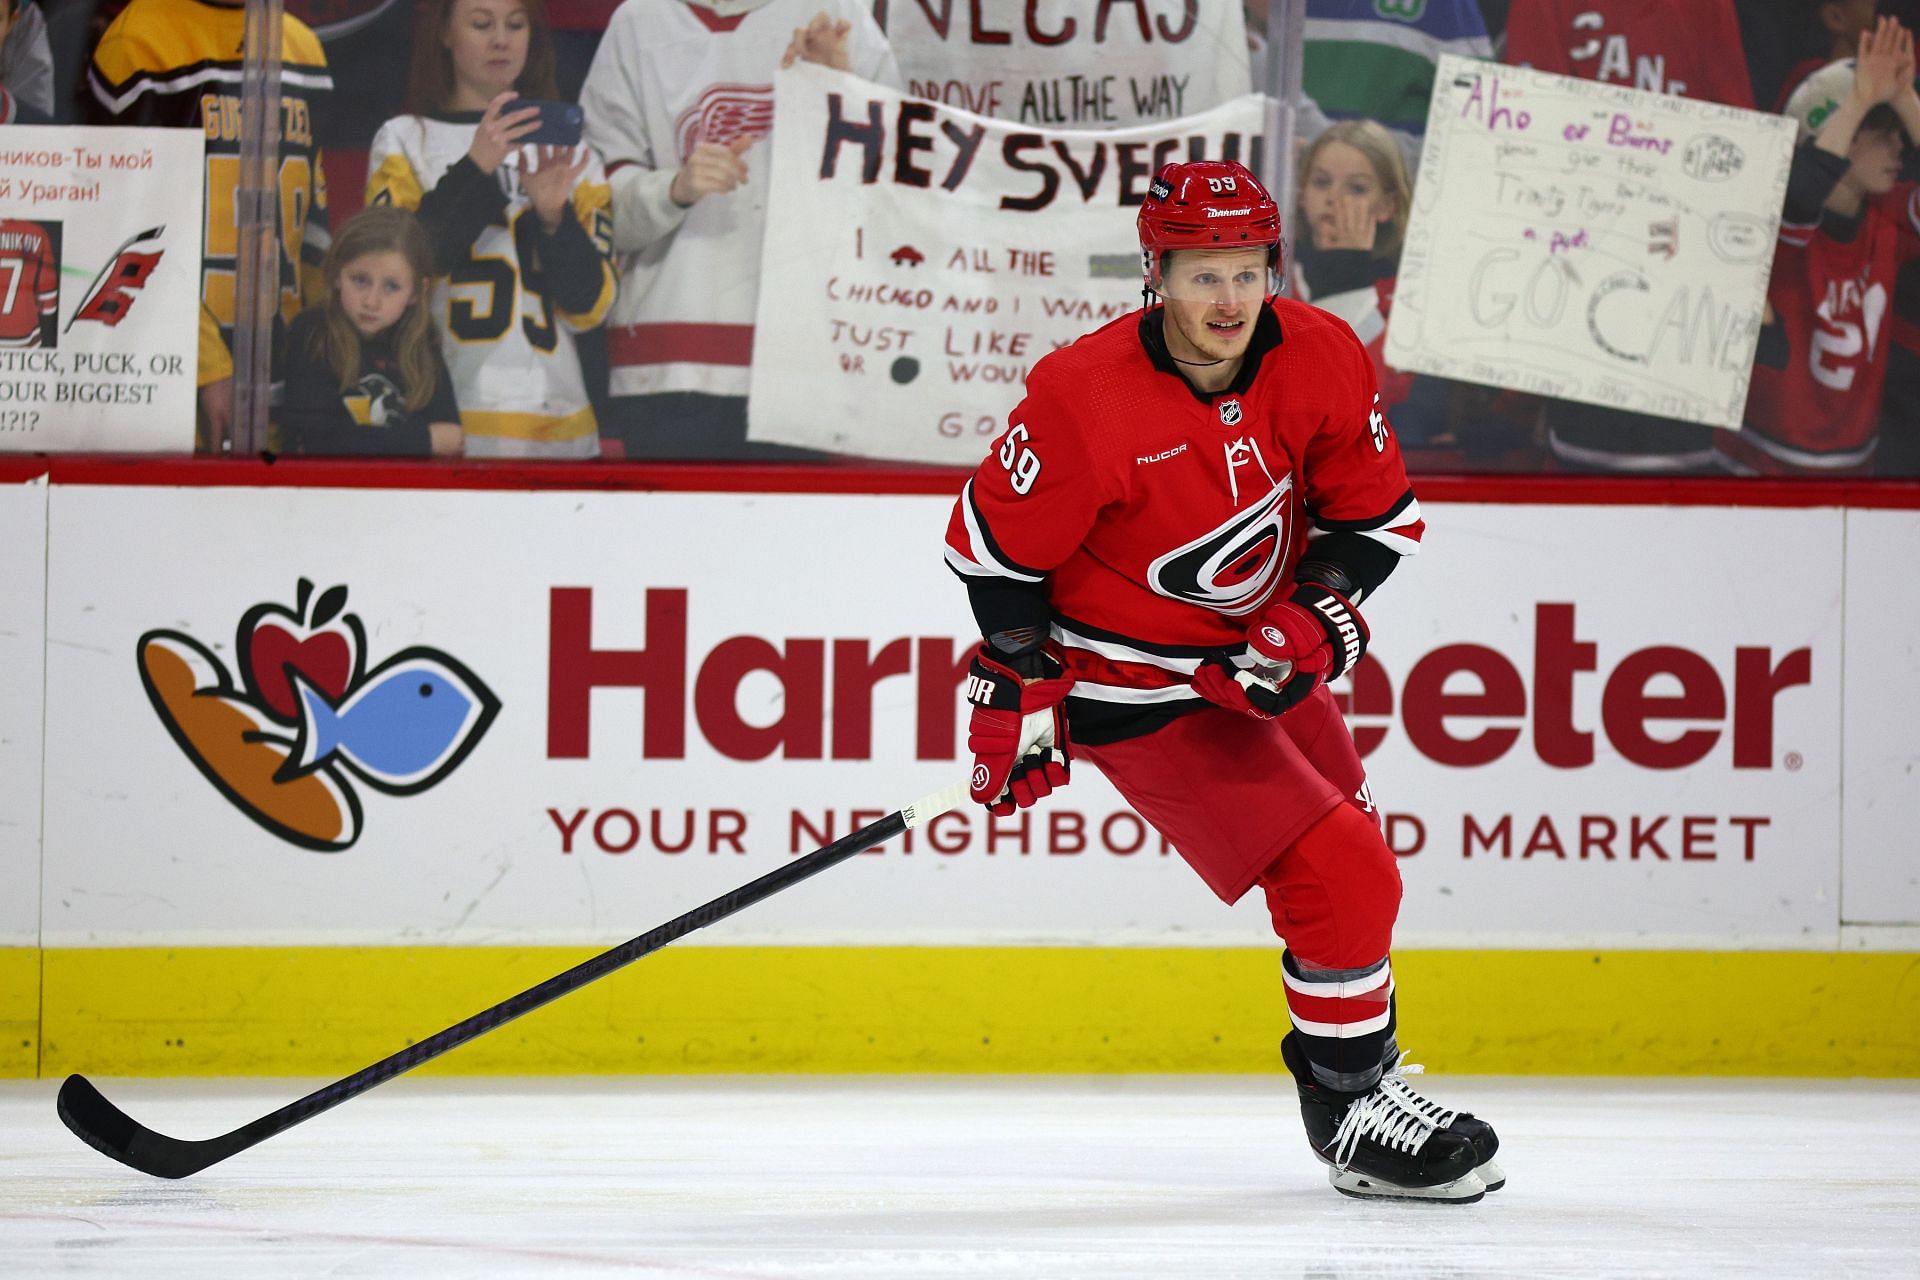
{"left": 946, "top": 298, "right": 1422, "bottom": 709}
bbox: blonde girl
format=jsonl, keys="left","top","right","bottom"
{"left": 283, "top": 206, "right": 463, "bottom": 457}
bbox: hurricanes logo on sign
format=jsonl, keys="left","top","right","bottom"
{"left": 67, "top": 227, "right": 166, "bottom": 330}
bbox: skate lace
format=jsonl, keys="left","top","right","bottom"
{"left": 1327, "top": 1080, "right": 1437, "bottom": 1169}
{"left": 1377, "top": 1052, "right": 1458, "bottom": 1129}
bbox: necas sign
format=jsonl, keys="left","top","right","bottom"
{"left": 545, "top": 590, "right": 1811, "bottom": 771}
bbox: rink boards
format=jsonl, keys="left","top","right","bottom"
{"left": 2, "top": 464, "right": 1917, "bottom": 1077}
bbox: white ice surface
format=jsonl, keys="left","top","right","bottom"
{"left": 3, "top": 1075, "right": 1918, "bottom": 1278}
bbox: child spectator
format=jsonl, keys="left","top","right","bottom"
{"left": 368, "top": 0, "right": 615, "bottom": 459}
{"left": 282, "top": 206, "right": 463, "bottom": 458}
{"left": 86, "top": 0, "right": 332, "bottom": 449}
{"left": 578, "top": 1, "right": 900, "bottom": 459}
{"left": 1726, "top": 18, "right": 1920, "bottom": 475}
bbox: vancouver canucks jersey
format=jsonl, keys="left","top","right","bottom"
{"left": 367, "top": 113, "right": 615, "bottom": 458}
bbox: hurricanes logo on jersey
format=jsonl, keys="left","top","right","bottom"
{"left": 1146, "top": 476, "right": 1295, "bottom": 617}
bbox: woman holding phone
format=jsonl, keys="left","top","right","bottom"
{"left": 366, "top": 0, "right": 615, "bottom": 458}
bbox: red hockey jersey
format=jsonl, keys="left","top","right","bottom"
{"left": 1505, "top": 0, "right": 1756, "bottom": 109}
{"left": 0, "top": 220, "right": 60, "bottom": 348}
{"left": 944, "top": 299, "right": 1423, "bottom": 710}
{"left": 1732, "top": 186, "right": 1920, "bottom": 473}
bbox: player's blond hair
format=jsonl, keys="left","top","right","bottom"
{"left": 1298, "top": 120, "right": 1414, "bottom": 260}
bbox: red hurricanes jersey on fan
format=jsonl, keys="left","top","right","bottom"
{"left": 0, "top": 220, "right": 59, "bottom": 347}
{"left": 1737, "top": 187, "right": 1920, "bottom": 472}
{"left": 1505, "top": 0, "right": 1755, "bottom": 108}
{"left": 944, "top": 299, "right": 1423, "bottom": 709}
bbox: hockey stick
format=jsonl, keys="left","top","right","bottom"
{"left": 58, "top": 780, "right": 970, "bottom": 1179}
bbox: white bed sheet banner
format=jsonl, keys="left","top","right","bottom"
{"left": 0, "top": 478, "right": 46, "bottom": 946}
{"left": 0, "top": 126, "right": 202, "bottom": 453}
{"left": 1385, "top": 54, "right": 1796, "bottom": 431}
{"left": 871, "top": 0, "right": 1250, "bottom": 127}
{"left": 749, "top": 63, "right": 1265, "bottom": 464}
{"left": 36, "top": 487, "right": 1871, "bottom": 950}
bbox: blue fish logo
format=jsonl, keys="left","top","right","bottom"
{"left": 280, "top": 648, "right": 501, "bottom": 794}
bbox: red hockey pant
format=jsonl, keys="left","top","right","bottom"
{"left": 1077, "top": 685, "right": 1401, "bottom": 968}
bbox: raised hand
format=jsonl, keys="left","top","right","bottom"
{"left": 1315, "top": 194, "right": 1381, "bottom": 252}
{"left": 668, "top": 134, "right": 755, "bottom": 207}
{"left": 468, "top": 91, "right": 541, "bottom": 175}
{"left": 781, "top": 10, "right": 852, "bottom": 71}
{"left": 1853, "top": 16, "right": 1911, "bottom": 108}
{"left": 523, "top": 143, "right": 591, "bottom": 232}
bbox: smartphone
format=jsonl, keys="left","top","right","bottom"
{"left": 520, "top": 99, "right": 584, "bottom": 148}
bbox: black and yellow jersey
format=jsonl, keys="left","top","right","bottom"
{"left": 87, "top": 0, "right": 332, "bottom": 386}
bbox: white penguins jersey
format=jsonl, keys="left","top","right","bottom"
{"left": 367, "top": 114, "right": 616, "bottom": 458}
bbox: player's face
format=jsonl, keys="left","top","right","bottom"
{"left": 1156, "top": 247, "right": 1272, "bottom": 366}
{"left": 337, "top": 250, "right": 420, "bottom": 338}
{"left": 1301, "top": 140, "right": 1392, "bottom": 248}
{"left": 1849, "top": 126, "right": 1905, "bottom": 196}
{"left": 444, "top": 0, "right": 531, "bottom": 103}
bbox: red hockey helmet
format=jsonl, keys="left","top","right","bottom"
{"left": 1137, "top": 160, "right": 1283, "bottom": 299}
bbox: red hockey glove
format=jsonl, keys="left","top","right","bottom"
{"left": 965, "top": 645, "right": 1075, "bottom": 815}
{"left": 1191, "top": 583, "right": 1369, "bottom": 719}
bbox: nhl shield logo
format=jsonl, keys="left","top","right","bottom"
{"left": 1219, "top": 399, "right": 1243, "bottom": 426}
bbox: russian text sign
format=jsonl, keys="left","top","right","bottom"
{"left": 0, "top": 127, "right": 202, "bottom": 453}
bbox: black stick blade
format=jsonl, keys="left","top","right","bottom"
{"left": 57, "top": 1075, "right": 225, "bottom": 1180}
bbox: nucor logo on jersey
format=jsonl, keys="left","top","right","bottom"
{"left": 1146, "top": 478, "right": 1291, "bottom": 617}
{"left": 545, "top": 590, "right": 1811, "bottom": 772}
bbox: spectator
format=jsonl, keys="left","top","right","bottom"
{"left": 1288, "top": 119, "right": 1443, "bottom": 436}
{"left": 85, "top": 0, "right": 332, "bottom": 450}
{"left": 1724, "top": 20, "right": 1920, "bottom": 475}
{"left": 578, "top": 1, "right": 900, "bottom": 460}
{"left": 0, "top": 1, "right": 54, "bottom": 122}
{"left": 282, "top": 206, "right": 464, "bottom": 458}
{"left": 368, "top": 0, "right": 616, "bottom": 459}
{"left": 1506, "top": 0, "right": 1758, "bottom": 107}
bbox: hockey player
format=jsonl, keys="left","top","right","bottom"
{"left": 943, "top": 159, "right": 1502, "bottom": 1203}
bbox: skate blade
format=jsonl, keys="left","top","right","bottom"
{"left": 1477, "top": 1157, "right": 1507, "bottom": 1192}
{"left": 1329, "top": 1167, "right": 1487, "bottom": 1204}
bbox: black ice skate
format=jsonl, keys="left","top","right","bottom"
{"left": 1377, "top": 1055, "right": 1505, "bottom": 1192}
{"left": 1281, "top": 1032, "right": 1487, "bottom": 1203}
